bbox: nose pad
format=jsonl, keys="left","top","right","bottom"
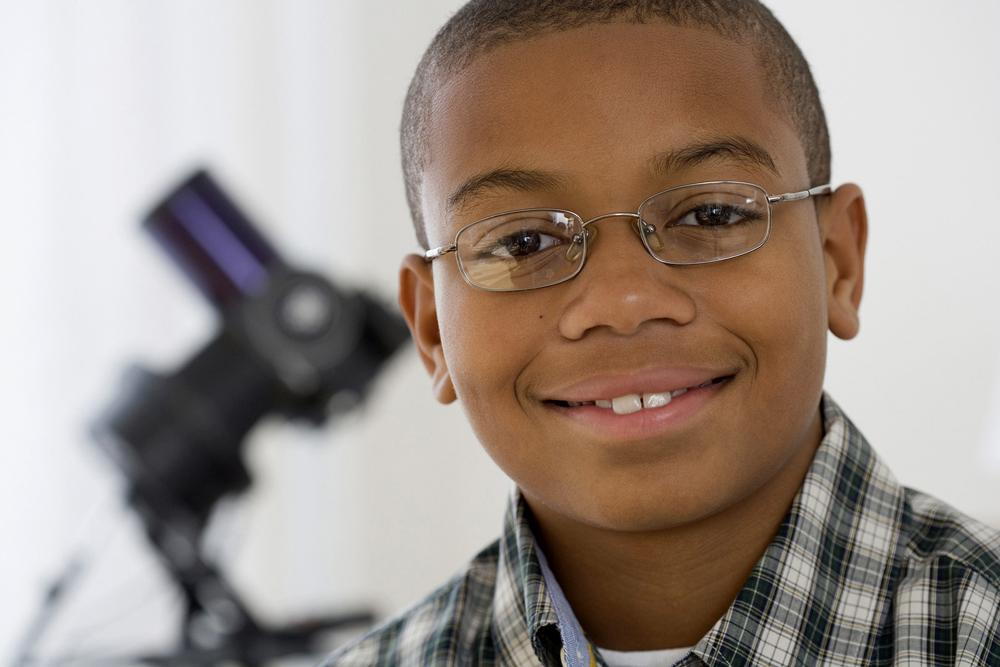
{"left": 565, "top": 226, "right": 596, "bottom": 262}
{"left": 636, "top": 219, "right": 663, "bottom": 252}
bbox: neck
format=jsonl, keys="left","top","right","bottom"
{"left": 524, "top": 409, "right": 824, "bottom": 651}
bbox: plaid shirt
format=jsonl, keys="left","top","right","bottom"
{"left": 323, "top": 392, "right": 1000, "bottom": 665}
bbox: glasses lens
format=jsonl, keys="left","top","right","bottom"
{"left": 456, "top": 210, "right": 585, "bottom": 291}
{"left": 638, "top": 182, "right": 769, "bottom": 264}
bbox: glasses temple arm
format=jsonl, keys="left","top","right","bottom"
{"left": 423, "top": 244, "right": 457, "bottom": 262}
{"left": 767, "top": 183, "right": 833, "bottom": 203}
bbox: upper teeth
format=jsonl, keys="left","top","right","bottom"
{"left": 568, "top": 381, "right": 718, "bottom": 415}
{"left": 611, "top": 394, "right": 642, "bottom": 415}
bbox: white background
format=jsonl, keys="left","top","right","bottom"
{"left": 2, "top": 0, "right": 998, "bottom": 662}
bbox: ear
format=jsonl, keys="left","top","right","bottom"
{"left": 398, "top": 254, "right": 457, "bottom": 404}
{"left": 819, "top": 183, "right": 868, "bottom": 340}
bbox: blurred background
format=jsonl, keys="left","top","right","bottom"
{"left": 1, "top": 0, "right": 998, "bottom": 663}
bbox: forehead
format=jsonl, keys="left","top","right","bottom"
{"left": 421, "top": 22, "right": 807, "bottom": 238}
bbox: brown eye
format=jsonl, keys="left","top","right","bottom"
{"left": 503, "top": 230, "right": 542, "bottom": 255}
{"left": 485, "top": 228, "right": 563, "bottom": 259}
{"left": 675, "top": 204, "right": 760, "bottom": 227}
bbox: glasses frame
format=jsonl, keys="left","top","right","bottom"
{"left": 423, "top": 180, "right": 833, "bottom": 292}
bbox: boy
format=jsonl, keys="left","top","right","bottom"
{"left": 326, "top": 1, "right": 1000, "bottom": 664}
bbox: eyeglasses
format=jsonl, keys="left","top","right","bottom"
{"left": 423, "top": 180, "right": 832, "bottom": 292}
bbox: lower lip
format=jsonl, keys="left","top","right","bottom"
{"left": 545, "top": 377, "right": 733, "bottom": 441}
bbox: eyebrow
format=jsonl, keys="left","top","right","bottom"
{"left": 650, "top": 135, "right": 779, "bottom": 182}
{"left": 446, "top": 167, "right": 568, "bottom": 217}
{"left": 445, "top": 135, "right": 781, "bottom": 217}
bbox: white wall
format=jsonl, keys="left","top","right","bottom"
{"left": 2, "top": 0, "right": 997, "bottom": 662}
{"left": 772, "top": 0, "right": 1000, "bottom": 518}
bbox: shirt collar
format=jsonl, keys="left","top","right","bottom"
{"left": 493, "top": 480, "right": 561, "bottom": 664}
{"left": 491, "top": 391, "right": 908, "bottom": 666}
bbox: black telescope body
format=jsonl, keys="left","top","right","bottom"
{"left": 85, "top": 169, "right": 407, "bottom": 664}
{"left": 96, "top": 170, "right": 409, "bottom": 533}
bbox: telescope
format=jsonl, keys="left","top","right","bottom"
{"left": 19, "top": 170, "right": 409, "bottom": 665}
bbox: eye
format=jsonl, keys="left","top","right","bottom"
{"left": 488, "top": 228, "right": 563, "bottom": 258}
{"left": 674, "top": 203, "right": 759, "bottom": 227}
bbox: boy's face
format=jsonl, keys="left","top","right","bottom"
{"left": 401, "top": 22, "right": 866, "bottom": 532}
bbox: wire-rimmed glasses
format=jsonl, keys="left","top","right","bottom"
{"left": 423, "top": 180, "right": 832, "bottom": 292}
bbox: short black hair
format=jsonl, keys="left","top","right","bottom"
{"left": 401, "top": 0, "right": 831, "bottom": 250}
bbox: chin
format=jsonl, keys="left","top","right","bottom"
{"left": 563, "top": 478, "right": 739, "bottom": 533}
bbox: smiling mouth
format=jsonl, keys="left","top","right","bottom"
{"left": 545, "top": 374, "right": 735, "bottom": 415}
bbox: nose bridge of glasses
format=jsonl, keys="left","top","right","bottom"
{"left": 580, "top": 211, "right": 646, "bottom": 244}
{"left": 581, "top": 211, "right": 641, "bottom": 228}
{"left": 572, "top": 211, "right": 661, "bottom": 258}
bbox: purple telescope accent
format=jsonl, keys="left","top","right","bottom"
{"left": 143, "top": 170, "right": 282, "bottom": 309}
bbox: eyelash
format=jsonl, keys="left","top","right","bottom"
{"left": 475, "top": 229, "right": 563, "bottom": 260}
{"left": 672, "top": 204, "right": 762, "bottom": 227}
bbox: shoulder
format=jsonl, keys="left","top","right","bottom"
{"left": 320, "top": 540, "right": 502, "bottom": 667}
{"left": 893, "top": 488, "right": 1000, "bottom": 663}
{"left": 900, "top": 487, "right": 1000, "bottom": 586}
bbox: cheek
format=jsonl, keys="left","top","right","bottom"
{"left": 435, "top": 282, "right": 548, "bottom": 439}
{"left": 687, "top": 217, "right": 827, "bottom": 396}
{"left": 736, "top": 220, "right": 829, "bottom": 393}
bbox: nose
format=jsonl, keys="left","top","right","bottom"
{"left": 558, "top": 213, "right": 696, "bottom": 340}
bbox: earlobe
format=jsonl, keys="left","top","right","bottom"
{"left": 821, "top": 183, "right": 869, "bottom": 341}
{"left": 398, "top": 254, "right": 457, "bottom": 404}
